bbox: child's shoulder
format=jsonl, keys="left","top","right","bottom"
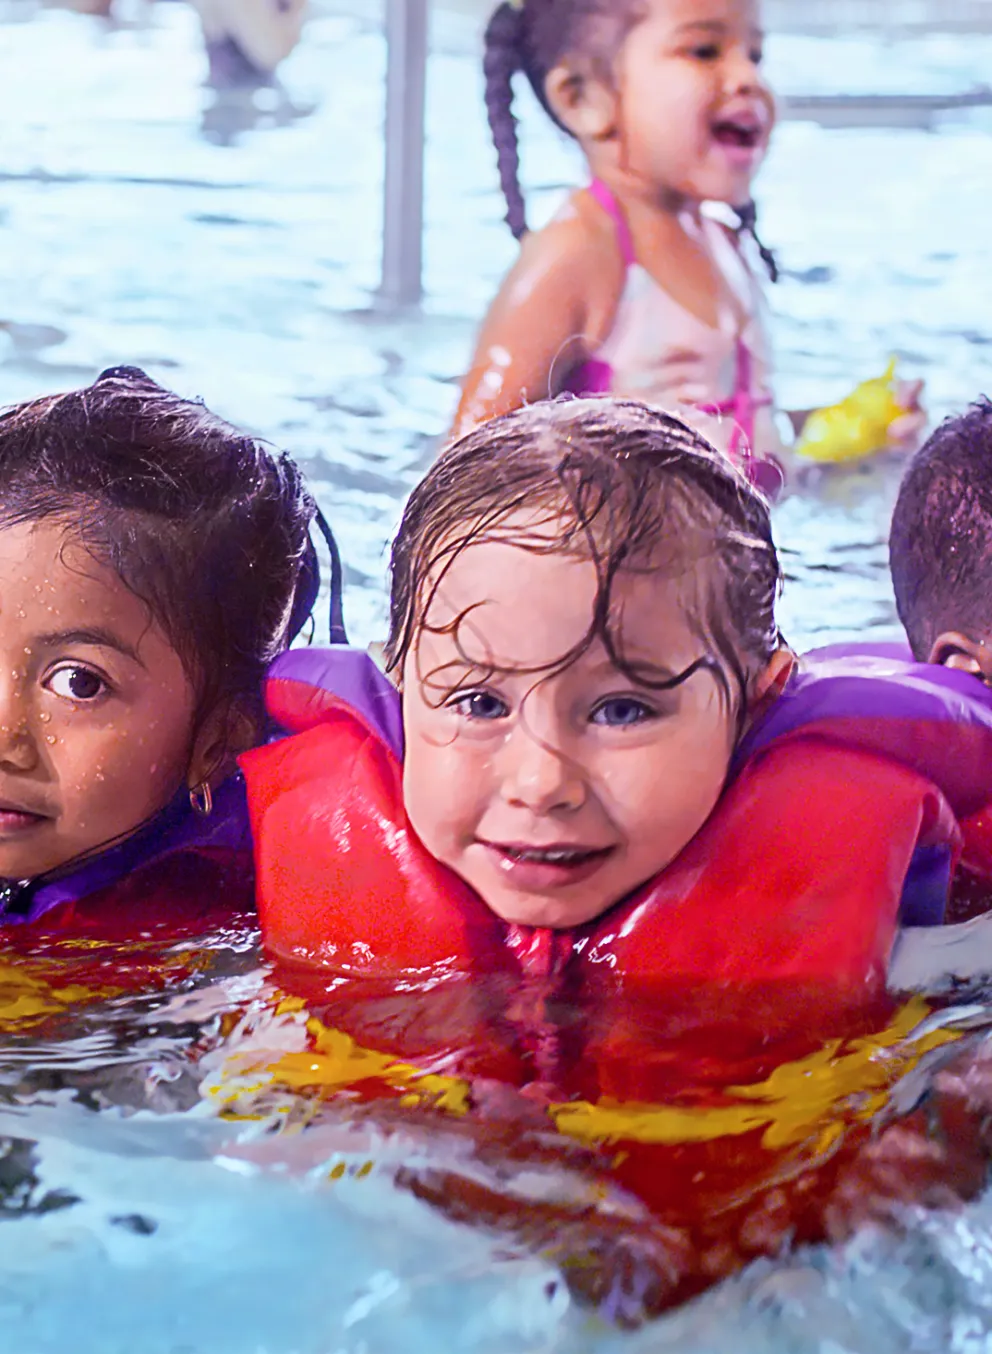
{"left": 523, "top": 188, "right": 628, "bottom": 282}
{"left": 498, "top": 188, "right": 626, "bottom": 339}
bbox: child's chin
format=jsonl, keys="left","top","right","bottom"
{"left": 479, "top": 887, "right": 609, "bottom": 932}
{"left": 0, "top": 843, "right": 53, "bottom": 883}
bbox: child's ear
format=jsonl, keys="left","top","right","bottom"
{"left": 928, "top": 631, "right": 991, "bottom": 682}
{"left": 747, "top": 645, "right": 795, "bottom": 719}
{"left": 544, "top": 60, "right": 617, "bottom": 142}
{"left": 187, "top": 701, "right": 260, "bottom": 791}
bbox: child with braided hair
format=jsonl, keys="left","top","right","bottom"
{"left": 453, "top": 0, "right": 923, "bottom": 495}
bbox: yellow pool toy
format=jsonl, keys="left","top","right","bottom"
{"left": 796, "top": 358, "right": 903, "bottom": 464}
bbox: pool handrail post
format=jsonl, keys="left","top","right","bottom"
{"left": 378, "top": 0, "right": 428, "bottom": 310}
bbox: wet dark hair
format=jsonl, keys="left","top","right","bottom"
{"left": 889, "top": 398, "right": 992, "bottom": 660}
{"left": 0, "top": 366, "right": 325, "bottom": 733}
{"left": 386, "top": 398, "right": 781, "bottom": 729}
{"left": 483, "top": 0, "right": 778, "bottom": 279}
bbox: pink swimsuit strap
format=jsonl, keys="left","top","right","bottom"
{"left": 584, "top": 182, "right": 780, "bottom": 495}
{"left": 697, "top": 341, "right": 771, "bottom": 467}
{"left": 588, "top": 179, "right": 636, "bottom": 266}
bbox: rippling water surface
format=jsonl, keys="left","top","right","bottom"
{"left": 1, "top": 4, "right": 992, "bottom": 1351}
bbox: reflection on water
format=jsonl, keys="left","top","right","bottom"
{"left": 1, "top": 3, "right": 992, "bottom": 1350}
{"left": 3, "top": 927, "right": 992, "bottom": 1351}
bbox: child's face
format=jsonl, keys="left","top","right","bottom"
{"left": 402, "top": 524, "right": 752, "bottom": 930}
{"left": 612, "top": 0, "right": 773, "bottom": 206}
{"left": 0, "top": 519, "right": 200, "bottom": 879}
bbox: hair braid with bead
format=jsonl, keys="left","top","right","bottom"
{"left": 482, "top": 0, "right": 641, "bottom": 240}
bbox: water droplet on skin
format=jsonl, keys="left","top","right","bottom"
{"left": 45, "top": 735, "right": 56, "bottom": 746}
{"left": 38, "top": 712, "right": 50, "bottom": 724}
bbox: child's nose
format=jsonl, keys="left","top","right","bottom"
{"left": 0, "top": 682, "right": 40, "bottom": 773}
{"left": 499, "top": 727, "right": 586, "bottom": 814}
{"left": 725, "top": 45, "right": 763, "bottom": 93}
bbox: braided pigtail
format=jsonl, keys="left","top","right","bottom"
{"left": 483, "top": 2, "right": 528, "bottom": 240}
{"left": 735, "top": 200, "right": 778, "bottom": 283}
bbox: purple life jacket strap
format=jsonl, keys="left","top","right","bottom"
{"left": 266, "top": 645, "right": 404, "bottom": 760}
{"left": 737, "top": 643, "right": 992, "bottom": 818}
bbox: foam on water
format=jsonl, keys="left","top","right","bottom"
{"left": 5, "top": 1080, "right": 992, "bottom": 1354}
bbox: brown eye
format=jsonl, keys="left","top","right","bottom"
{"left": 46, "top": 666, "right": 107, "bottom": 702}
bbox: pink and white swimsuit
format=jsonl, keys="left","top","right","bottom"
{"left": 567, "top": 181, "right": 786, "bottom": 497}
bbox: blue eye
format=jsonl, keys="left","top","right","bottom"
{"left": 590, "top": 697, "right": 655, "bottom": 728}
{"left": 449, "top": 690, "right": 509, "bottom": 721}
{"left": 750, "top": 46, "right": 764, "bottom": 64}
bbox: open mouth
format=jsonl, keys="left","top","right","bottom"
{"left": 480, "top": 840, "right": 615, "bottom": 888}
{"left": 492, "top": 843, "right": 610, "bottom": 865}
{"left": 711, "top": 118, "right": 763, "bottom": 151}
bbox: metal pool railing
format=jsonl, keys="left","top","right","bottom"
{"left": 764, "top": 0, "right": 992, "bottom": 31}
{"left": 378, "top": 0, "right": 429, "bottom": 309}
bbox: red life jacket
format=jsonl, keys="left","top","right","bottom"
{"left": 237, "top": 649, "right": 985, "bottom": 1300}
{"left": 242, "top": 664, "right": 958, "bottom": 997}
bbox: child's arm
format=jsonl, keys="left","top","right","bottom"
{"left": 450, "top": 205, "right": 623, "bottom": 443}
{"left": 886, "top": 379, "right": 927, "bottom": 451}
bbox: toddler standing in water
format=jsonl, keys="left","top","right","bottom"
{"left": 454, "top": 0, "right": 922, "bottom": 492}
{"left": 0, "top": 366, "right": 338, "bottom": 930}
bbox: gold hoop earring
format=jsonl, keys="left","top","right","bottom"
{"left": 189, "top": 781, "right": 213, "bottom": 818}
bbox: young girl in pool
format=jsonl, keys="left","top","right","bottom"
{"left": 0, "top": 365, "right": 341, "bottom": 930}
{"left": 453, "top": 0, "right": 922, "bottom": 492}
{"left": 246, "top": 396, "right": 961, "bottom": 995}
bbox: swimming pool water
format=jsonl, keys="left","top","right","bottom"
{"left": 1, "top": 4, "right": 992, "bottom": 1350}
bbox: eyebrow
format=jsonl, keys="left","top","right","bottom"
{"left": 33, "top": 628, "right": 145, "bottom": 667}
{"left": 588, "top": 655, "right": 721, "bottom": 690}
{"left": 675, "top": 20, "right": 763, "bottom": 36}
